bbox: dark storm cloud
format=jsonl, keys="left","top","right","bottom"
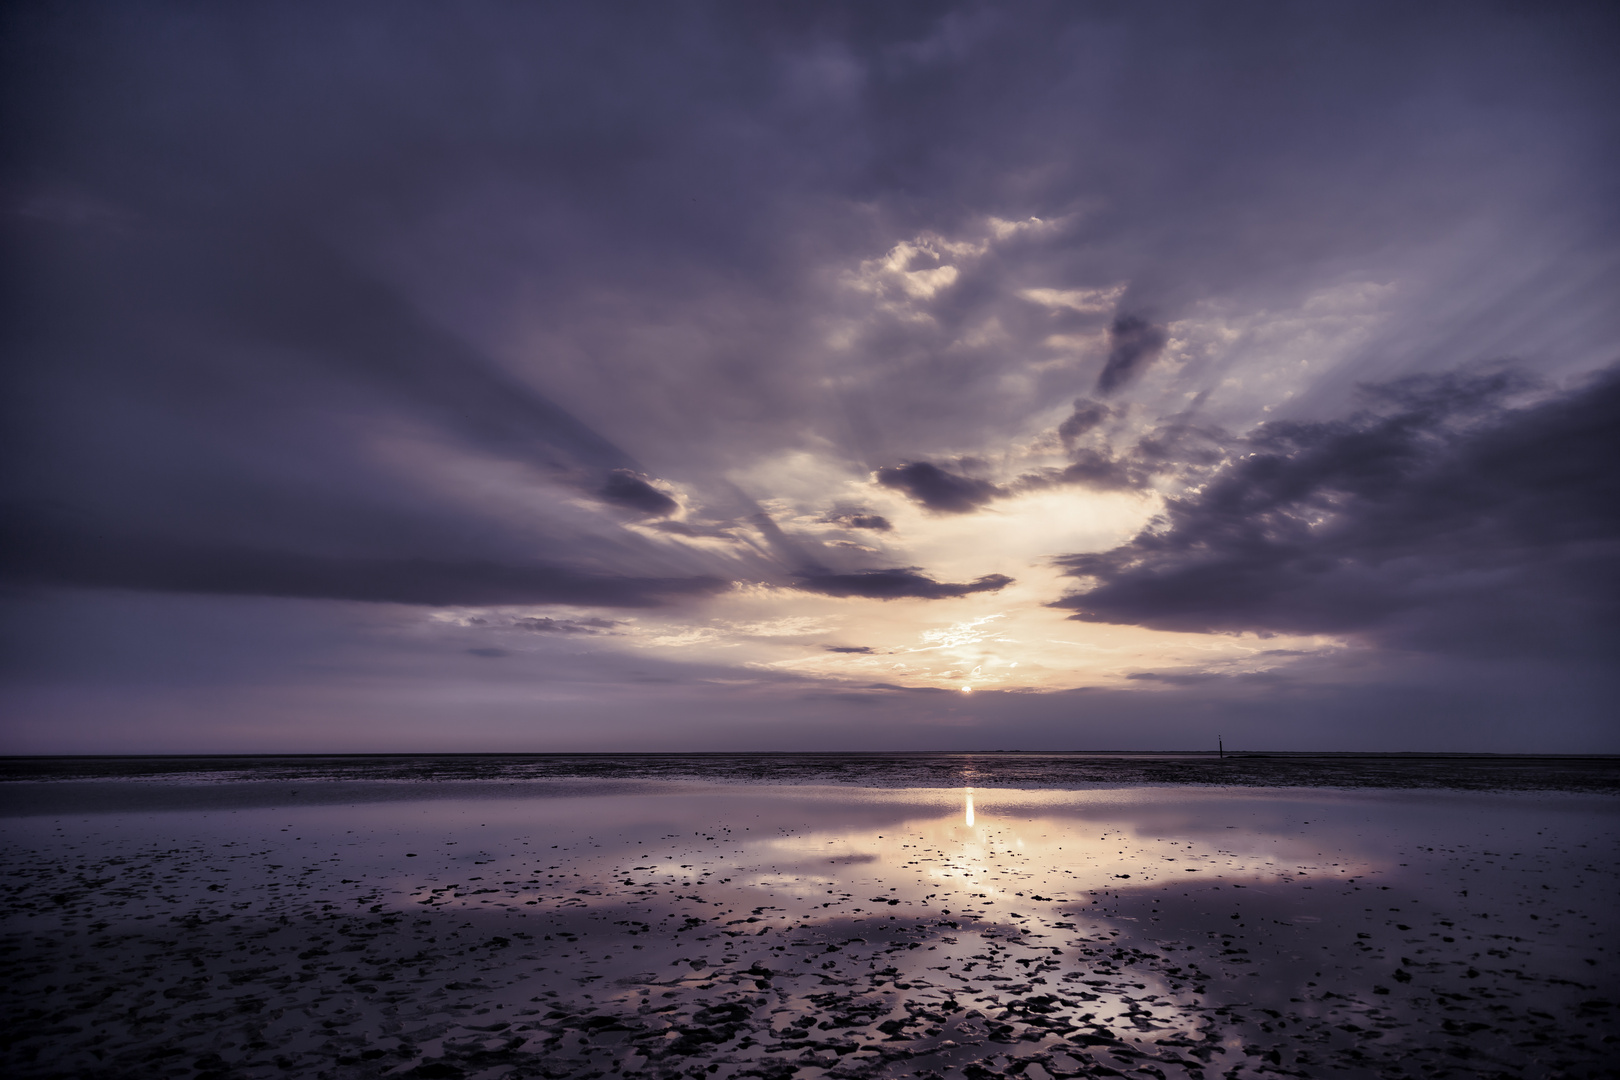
{"left": 796, "top": 569, "right": 1012, "bottom": 600}
{"left": 599, "top": 471, "right": 679, "bottom": 517}
{"left": 1095, "top": 315, "right": 1168, "bottom": 395}
{"left": 193, "top": 229, "right": 644, "bottom": 482}
{"left": 1057, "top": 399, "right": 1115, "bottom": 448}
{"left": 875, "top": 462, "right": 1002, "bottom": 513}
{"left": 1038, "top": 414, "right": 1232, "bottom": 492}
{"left": 822, "top": 510, "right": 894, "bottom": 532}
{"left": 0, "top": 1, "right": 822, "bottom": 608}
{"left": 0, "top": 515, "right": 728, "bottom": 608}
{"left": 0, "top": 0, "right": 1617, "bottom": 750}
{"left": 0, "top": 204, "right": 759, "bottom": 603}
{"left": 1052, "top": 366, "right": 1620, "bottom": 658}
{"left": 1056, "top": 451, "right": 1142, "bottom": 491}
{"left": 6, "top": 0, "right": 1616, "bottom": 587}
{"left": 1006, "top": 409, "right": 1227, "bottom": 496}
{"left": 514, "top": 617, "right": 625, "bottom": 634}
{"left": 1124, "top": 671, "right": 1221, "bottom": 686}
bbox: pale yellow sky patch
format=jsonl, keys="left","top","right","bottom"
{"left": 665, "top": 448, "right": 1337, "bottom": 691}
{"left": 428, "top": 288, "right": 1374, "bottom": 694}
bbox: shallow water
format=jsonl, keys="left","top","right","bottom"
{"left": 2, "top": 775, "right": 1616, "bottom": 1079}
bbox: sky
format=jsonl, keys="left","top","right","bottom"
{"left": 3, "top": 1, "right": 1617, "bottom": 754}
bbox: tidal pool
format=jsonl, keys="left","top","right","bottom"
{"left": 2, "top": 776, "right": 1615, "bottom": 1079}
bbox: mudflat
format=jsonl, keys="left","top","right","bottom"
{"left": 2, "top": 755, "right": 1616, "bottom": 1079}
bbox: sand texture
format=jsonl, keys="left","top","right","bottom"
{"left": 2, "top": 761, "right": 1616, "bottom": 1079}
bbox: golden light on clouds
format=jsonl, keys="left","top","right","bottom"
{"left": 434, "top": 448, "right": 1341, "bottom": 694}
{"left": 419, "top": 221, "right": 1393, "bottom": 702}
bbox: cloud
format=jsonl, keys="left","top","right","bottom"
{"left": 1051, "top": 366, "right": 1620, "bottom": 658}
{"left": 0, "top": 517, "right": 729, "bottom": 608}
{"left": 1019, "top": 285, "right": 1123, "bottom": 314}
{"left": 823, "top": 645, "right": 875, "bottom": 654}
{"left": 645, "top": 520, "right": 744, "bottom": 541}
{"left": 514, "top": 616, "right": 624, "bottom": 634}
{"left": 1057, "top": 399, "right": 1115, "bottom": 448}
{"left": 1016, "top": 405, "right": 1235, "bottom": 494}
{"left": 821, "top": 510, "right": 893, "bottom": 532}
{"left": 875, "top": 462, "right": 1002, "bottom": 514}
{"left": 1124, "top": 671, "right": 1224, "bottom": 685}
{"left": 796, "top": 569, "right": 1013, "bottom": 600}
{"left": 599, "top": 471, "right": 679, "bottom": 516}
{"left": 3, "top": 1, "right": 1618, "bottom": 751}
{"left": 1056, "top": 451, "right": 1142, "bottom": 491}
{"left": 1095, "top": 315, "right": 1168, "bottom": 395}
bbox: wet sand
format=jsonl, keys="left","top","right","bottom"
{"left": 2, "top": 759, "right": 1616, "bottom": 1079}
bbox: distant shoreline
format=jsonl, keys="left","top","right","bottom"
{"left": 2, "top": 750, "right": 1616, "bottom": 796}
{"left": 7, "top": 750, "right": 1619, "bottom": 759}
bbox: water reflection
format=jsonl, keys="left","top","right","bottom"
{"left": 3, "top": 781, "right": 1615, "bottom": 1080}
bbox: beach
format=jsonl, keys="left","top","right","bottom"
{"left": 2, "top": 755, "right": 1616, "bottom": 1079}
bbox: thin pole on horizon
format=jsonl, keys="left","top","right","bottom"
{"left": 1219, "top": 736, "right": 1223, "bottom": 759}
